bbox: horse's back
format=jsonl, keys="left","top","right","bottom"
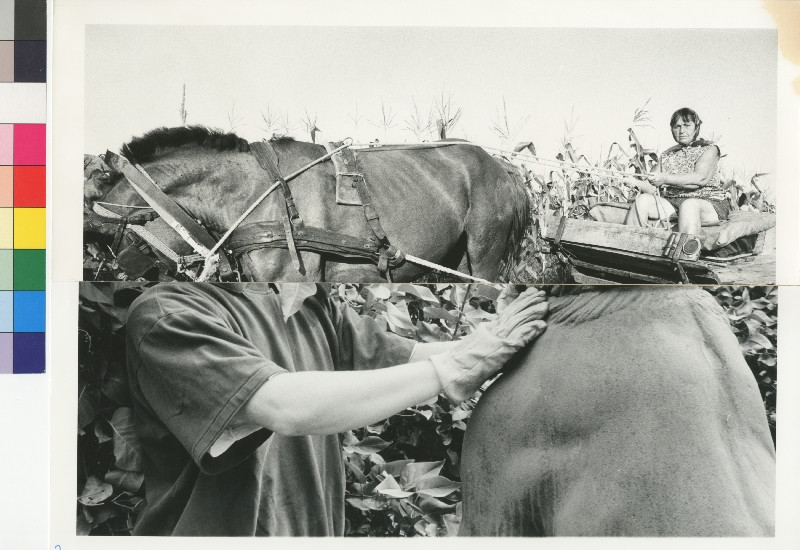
{"left": 461, "top": 287, "right": 775, "bottom": 536}
{"left": 278, "top": 141, "right": 525, "bottom": 281}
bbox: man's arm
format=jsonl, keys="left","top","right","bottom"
{"left": 243, "top": 287, "right": 548, "bottom": 436}
{"left": 242, "top": 361, "right": 443, "bottom": 436}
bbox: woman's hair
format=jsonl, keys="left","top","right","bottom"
{"left": 670, "top": 108, "right": 702, "bottom": 128}
{"left": 669, "top": 107, "right": 702, "bottom": 141}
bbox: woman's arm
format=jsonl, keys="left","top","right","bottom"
{"left": 648, "top": 146, "right": 720, "bottom": 188}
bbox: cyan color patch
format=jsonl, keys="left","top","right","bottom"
{"left": 0, "top": 290, "right": 11, "bottom": 331}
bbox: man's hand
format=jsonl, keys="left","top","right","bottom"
{"left": 430, "top": 287, "right": 548, "bottom": 404}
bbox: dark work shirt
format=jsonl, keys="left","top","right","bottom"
{"left": 125, "top": 283, "right": 415, "bottom": 536}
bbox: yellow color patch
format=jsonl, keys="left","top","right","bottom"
{"left": 0, "top": 208, "right": 11, "bottom": 248}
{"left": 13, "top": 208, "right": 45, "bottom": 249}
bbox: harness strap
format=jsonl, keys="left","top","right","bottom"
{"left": 324, "top": 141, "right": 401, "bottom": 275}
{"left": 92, "top": 203, "right": 205, "bottom": 269}
{"left": 249, "top": 141, "right": 304, "bottom": 228}
{"left": 227, "top": 221, "right": 406, "bottom": 268}
{"left": 103, "top": 151, "right": 235, "bottom": 279}
{"left": 85, "top": 209, "right": 159, "bottom": 227}
{"left": 283, "top": 215, "right": 305, "bottom": 274}
{"left": 326, "top": 141, "right": 363, "bottom": 205}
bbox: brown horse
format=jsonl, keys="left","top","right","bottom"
{"left": 91, "top": 126, "right": 529, "bottom": 282}
{"left": 460, "top": 286, "right": 775, "bottom": 536}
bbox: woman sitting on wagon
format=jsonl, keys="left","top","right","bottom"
{"left": 625, "top": 107, "right": 730, "bottom": 236}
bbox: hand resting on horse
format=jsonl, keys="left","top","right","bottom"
{"left": 430, "top": 287, "right": 548, "bottom": 404}
{"left": 243, "top": 287, "right": 548, "bottom": 434}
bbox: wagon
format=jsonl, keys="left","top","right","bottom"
{"left": 539, "top": 203, "right": 776, "bottom": 284}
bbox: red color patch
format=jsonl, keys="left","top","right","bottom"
{"left": 13, "top": 165, "right": 45, "bottom": 207}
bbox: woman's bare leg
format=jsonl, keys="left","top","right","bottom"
{"left": 625, "top": 194, "right": 676, "bottom": 227}
{"left": 677, "top": 199, "right": 719, "bottom": 235}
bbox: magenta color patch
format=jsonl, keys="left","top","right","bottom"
{"left": 0, "top": 333, "right": 11, "bottom": 374}
{"left": 13, "top": 124, "right": 44, "bottom": 165}
{"left": 0, "top": 124, "right": 12, "bottom": 164}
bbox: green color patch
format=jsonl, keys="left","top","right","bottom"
{"left": 13, "top": 249, "right": 44, "bottom": 290}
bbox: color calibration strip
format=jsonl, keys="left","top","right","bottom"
{"left": 0, "top": 0, "right": 47, "bottom": 374}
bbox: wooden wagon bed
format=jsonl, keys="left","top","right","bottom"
{"left": 540, "top": 214, "right": 775, "bottom": 285}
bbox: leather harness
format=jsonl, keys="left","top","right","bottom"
{"left": 100, "top": 140, "right": 406, "bottom": 281}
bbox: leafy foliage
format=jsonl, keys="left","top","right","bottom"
{"left": 76, "top": 283, "right": 778, "bottom": 536}
{"left": 708, "top": 286, "right": 778, "bottom": 442}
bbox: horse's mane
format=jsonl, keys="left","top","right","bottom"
{"left": 120, "top": 126, "right": 251, "bottom": 163}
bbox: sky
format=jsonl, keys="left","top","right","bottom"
{"left": 85, "top": 25, "right": 778, "bottom": 190}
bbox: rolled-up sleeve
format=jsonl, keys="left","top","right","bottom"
{"left": 127, "top": 296, "right": 285, "bottom": 474}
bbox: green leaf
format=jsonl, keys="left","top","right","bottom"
{"left": 346, "top": 497, "right": 388, "bottom": 511}
{"left": 449, "top": 285, "right": 469, "bottom": 306}
{"left": 397, "top": 284, "right": 440, "bottom": 304}
{"left": 76, "top": 510, "right": 93, "bottom": 535}
{"left": 78, "top": 386, "right": 97, "bottom": 434}
{"left": 414, "top": 476, "right": 462, "bottom": 498}
{"left": 442, "top": 512, "right": 462, "bottom": 536}
{"left": 104, "top": 470, "right": 144, "bottom": 493}
{"left": 109, "top": 407, "right": 143, "bottom": 472}
{"left": 343, "top": 457, "right": 367, "bottom": 483}
{"left": 375, "top": 473, "right": 415, "bottom": 498}
{"left": 370, "top": 459, "right": 414, "bottom": 480}
{"left": 759, "top": 355, "right": 777, "bottom": 367}
{"left": 79, "top": 284, "right": 114, "bottom": 305}
{"left": 748, "top": 310, "right": 776, "bottom": 326}
{"left": 277, "top": 283, "right": 318, "bottom": 321}
{"left": 343, "top": 436, "right": 391, "bottom": 456}
{"left": 414, "top": 494, "right": 457, "bottom": 515}
{"left": 401, "top": 461, "right": 444, "bottom": 488}
{"left": 748, "top": 333, "right": 774, "bottom": 350}
{"left": 423, "top": 307, "right": 459, "bottom": 323}
{"left": 367, "top": 285, "right": 391, "bottom": 301}
{"left": 94, "top": 418, "right": 112, "bottom": 444}
{"left": 383, "top": 302, "right": 416, "bottom": 336}
{"left": 78, "top": 476, "right": 113, "bottom": 506}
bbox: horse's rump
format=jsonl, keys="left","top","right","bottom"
{"left": 461, "top": 286, "right": 775, "bottom": 536}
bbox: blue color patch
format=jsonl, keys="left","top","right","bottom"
{"left": 13, "top": 290, "right": 44, "bottom": 331}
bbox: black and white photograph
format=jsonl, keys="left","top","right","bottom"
{"left": 47, "top": 1, "right": 800, "bottom": 548}
{"left": 77, "top": 23, "right": 783, "bottom": 285}
{"left": 74, "top": 282, "right": 778, "bottom": 537}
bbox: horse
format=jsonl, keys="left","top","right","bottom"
{"left": 460, "top": 286, "right": 775, "bottom": 536}
{"left": 90, "top": 126, "right": 530, "bottom": 282}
